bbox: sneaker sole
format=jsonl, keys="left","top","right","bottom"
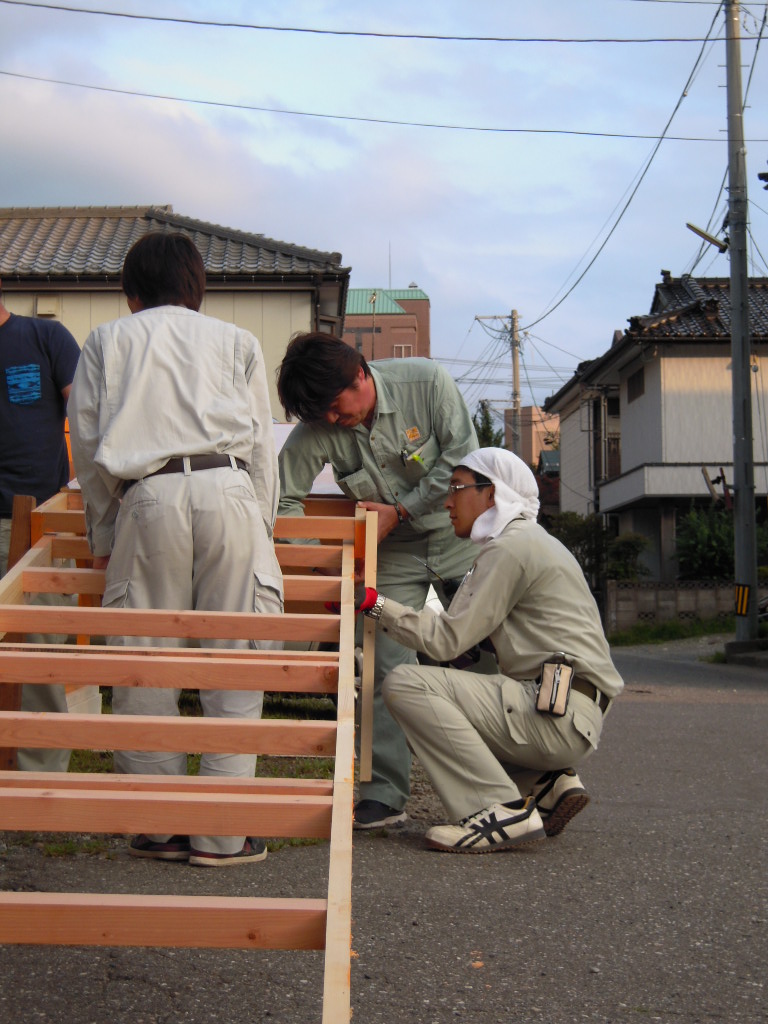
{"left": 128, "top": 848, "right": 190, "bottom": 861}
{"left": 353, "top": 811, "right": 408, "bottom": 830}
{"left": 541, "top": 791, "right": 590, "bottom": 837}
{"left": 189, "top": 849, "right": 268, "bottom": 867}
{"left": 426, "top": 826, "right": 547, "bottom": 854}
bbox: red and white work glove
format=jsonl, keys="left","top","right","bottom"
{"left": 325, "top": 585, "right": 378, "bottom": 615}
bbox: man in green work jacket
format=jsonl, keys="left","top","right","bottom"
{"left": 277, "top": 332, "right": 478, "bottom": 829}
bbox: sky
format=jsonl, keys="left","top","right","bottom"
{"left": 2, "top": 0, "right": 768, "bottom": 421}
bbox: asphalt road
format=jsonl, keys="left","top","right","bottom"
{"left": 1, "top": 635, "right": 766, "bottom": 1024}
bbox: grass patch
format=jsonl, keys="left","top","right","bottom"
{"left": 69, "top": 748, "right": 114, "bottom": 773}
{"left": 608, "top": 616, "right": 735, "bottom": 647}
{"left": 42, "top": 836, "right": 113, "bottom": 857}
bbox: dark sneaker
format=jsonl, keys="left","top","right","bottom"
{"left": 425, "top": 797, "right": 546, "bottom": 853}
{"left": 128, "top": 834, "right": 190, "bottom": 861}
{"left": 531, "top": 768, "right": 590, "bottom": 836}
{"left": 188, "top": 837, "right": 268, "bottom": 867}
{"left": 353, "top": 799, "right": 407, "bottom": 830}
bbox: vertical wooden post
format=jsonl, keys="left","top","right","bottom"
{"left": 0, "top": 494, "right": 36, "bottom": 769}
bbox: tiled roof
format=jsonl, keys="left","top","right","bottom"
{"left": 0, "top": 205, "right": 347, "bottom": 280}
{"left": 627, "top": 274, "right": 768, "bottom": 339}
{"left": 544, "top": 273, "right": 768, "bottom": 412}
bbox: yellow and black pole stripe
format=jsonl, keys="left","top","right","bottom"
{"left": 734, "top": 583, "right": 750, "bottom": 617}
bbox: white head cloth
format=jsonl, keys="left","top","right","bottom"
{"left": 460, "top": 448, "right": 540, "bottom": 544}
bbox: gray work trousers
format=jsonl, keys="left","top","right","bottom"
{"left": 383, "top": 665, "right": 603, "bottom": 822}
{"left": 106, "top": 465, "right": 283, "bottom": 856}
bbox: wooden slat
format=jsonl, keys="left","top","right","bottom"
{"left": 322, "top": 524, "right": 358, "bottom": 1024}
{"left": 0, "top": 605, "right": 340, "bottom": 643}
{"left": 30, "top": 510, "right": 85, "bottom": 538}
{"left": 21, "top": 568, "right": 345, "bottom": 603}
{"left": 358, "top": 510, "right": 378, "bottom": 783}
{"left": 50, "top": 536, "right": 95, "bottom": 560}
{"left": 0, "top": 893, "right": 328, "bottom": 950}
{"left": 50, "top": 536, "right": 347, "bottom": 569}
{"left": 0, "top": 641, "right": 339, "bottom": 662}
{"left": 304, "top": 496, "right": 356, "bottom": 515}
{"left": 0, "top": 711, "right": 336, "bottom": 756}
{"left": 274, "top": 516, "right": 356, "bottom": 541}
{"left": 0, "top": 786, "right": 333, "bottom": 838}
{"left": 1, "top": 496, "right": 38, "bottom": 768}
{"left": 277, "top": 544, "right": 343, "bottom": 570}
{"left": 0, "top": 771, "right": 333, "bottom": 796}
{"left": 0, "top": 649, "right": 339, "bottom": 692}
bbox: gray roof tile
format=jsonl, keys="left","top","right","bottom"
{"left": 0, "top": 205, "right": 347, "bottom": 280}
{"left": 628, "top": 274, "right": 768, "bottom": 339}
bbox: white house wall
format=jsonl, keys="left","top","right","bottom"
{"left": 4, "top": 287, "right": 314, "bottom": 420}
{"left": 558, "top": 397, "right": 592, "bottom": 515}
{"left": 660, "top": 349, "right": 735, "bottom": 463}
{"left": 620, "top": 357, "right": 663, "bottom": 471}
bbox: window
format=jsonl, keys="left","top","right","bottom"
{"left": 392, "top": 344, "right": 413, "bottom": 358}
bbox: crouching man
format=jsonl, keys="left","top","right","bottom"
{"left": 356, "top": 448, "right": 623, "bottom": 853}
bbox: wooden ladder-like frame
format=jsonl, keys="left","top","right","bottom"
{"left": 0, "top": 489, "right": 376, "bottom": 1024}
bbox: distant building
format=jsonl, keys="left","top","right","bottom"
{"left": 342, "top": 285, "right": 430, "bottom": 359}
{"left": 504, "top": 405, "right": 560, "bottom": 469}
{"left": 544, "top": 271, "right": 768, "bottom": 580}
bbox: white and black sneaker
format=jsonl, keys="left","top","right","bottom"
{"left": 425, "top": 797, "right": 546, "bottom": 853}
{"left": 531, "top": 768, "right": 590, "bottom": 836}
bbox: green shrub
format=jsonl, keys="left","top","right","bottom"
{"left": 675, "top": 506, "right": 735, "bottom": 580}
{"left": 605, "top": 532, "right": 649, "bottom": 581}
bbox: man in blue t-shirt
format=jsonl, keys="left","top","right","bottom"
{"left": 0, "top": 281, "right": 81, "bottom": 771}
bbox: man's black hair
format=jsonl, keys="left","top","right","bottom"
{"left": 277, "top": 331, "right": 370, "bottom": 422}
{"left": 121, "top": 232, "right": 206, "bottom": 311}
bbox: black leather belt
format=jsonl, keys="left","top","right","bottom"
{"left": 125, "top": 454, "right": 246, "bottom": 490}
{"left": 572, "top": 676, "right": 611, "bottom": 714}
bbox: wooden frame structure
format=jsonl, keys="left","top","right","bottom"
{"left": 0, "top": 489, "right": 377, "bottom": 1024}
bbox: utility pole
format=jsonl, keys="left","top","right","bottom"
{"left": 725, "top": 0, "right": 759, "bottom": 641}
{"left": 510, "top": 310, "right": 521, "bottom": 458}
{"left": 474, "top": 312, "right": 522, "bottom": 455}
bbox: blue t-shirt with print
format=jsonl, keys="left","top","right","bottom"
{"left": 0, "top": 313, "right": 81, "bottom": 516}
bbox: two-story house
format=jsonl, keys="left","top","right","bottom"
{"left": 544, "top": 272, "right": 768, "bottom": 581}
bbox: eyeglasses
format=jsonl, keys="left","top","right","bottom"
{"left": 447, "top": 482, "right": 492, "bottom": 494}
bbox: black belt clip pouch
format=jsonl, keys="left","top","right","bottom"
{"left": 536, "top": 652, "right": 573, "bottom": 717}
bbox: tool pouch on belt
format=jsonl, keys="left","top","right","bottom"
{"left": 536, "top": 653, "right": 573, "bottom": 717}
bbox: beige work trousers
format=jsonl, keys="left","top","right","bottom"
{"left": 106, "top": 465, "right": 283, "bottom": 855}
{"left": 383, "top": 664, "right": 603, "bottom": 823}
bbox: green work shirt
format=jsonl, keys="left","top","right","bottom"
{"left": 278, "top": 358, "right": 478, "bottom": 533}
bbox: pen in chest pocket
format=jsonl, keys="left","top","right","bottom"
{"left": 400, "top": 440, "right": 427, "bottom": 466}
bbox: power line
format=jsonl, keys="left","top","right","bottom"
{"left": 520, "top": 1, "right": 727, "bottom": 335}
{"left": 3, "top": 69, "right": 764, "bottom": 141}
{"left": 1, "top": 0, "right": 761, "bottom": 43}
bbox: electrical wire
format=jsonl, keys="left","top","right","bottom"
{"left": 0, "top": 0, "right": 753, "bottom": 43}
{"left": 520, "top": 2, "right": 725, "bottom": 335}
{"left": 687, "top": 1, "right": 767, "bottom": 276}
{"left": 3, "top": 69, "right": 759, "bottom": 141}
